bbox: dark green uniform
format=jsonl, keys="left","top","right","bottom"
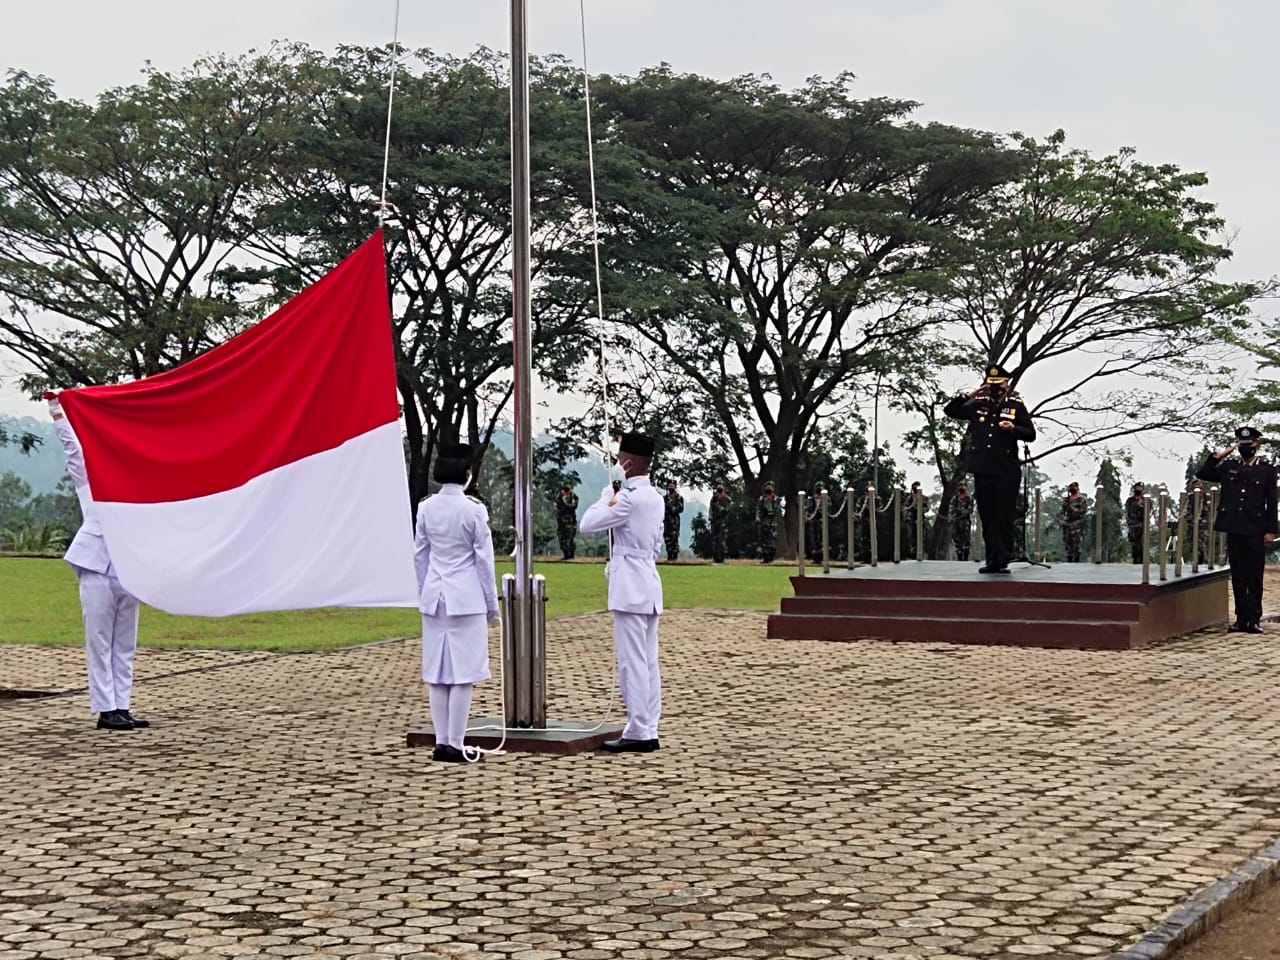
{"left": 662, "top": 487, "right": 684, "bottom": 561}
{"left": 757, "top": 489, "right": 780, "bottom": 563}
{"left": 1125, "top": 492, "right": 1146, "bottom": 564}
{"left": 1061, "top": 493, "right": 1086, "bottom": 562}
{"left": 1190, "top": 487, "right": 1211, "bottom": 563}
{"left": 950, "top": 491, "right": 973, "bottom": 561}
{"left": 555, "top": 488, "right": 578, "bottom": 560}
{"left": 904, "top": 491, "right": 926, "bottom": 560}
{"left": 709, "top": 490, "right": 730, "bottom": 563}
{"left": 806, "top": 488, "right": 827, "bottom": 562}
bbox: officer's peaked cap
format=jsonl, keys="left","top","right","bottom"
{"left": 619, "top": 432, "right": 656, "bottom": 457}
{"left": 1235, "top": 425, "right": 1264, "bottom": 441}
{"left": 984, "top": 364, "right": 1011, "bottom": 384}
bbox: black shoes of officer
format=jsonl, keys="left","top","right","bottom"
{"left": 120, "top": 710, "right": 150, "bottom": 728}
{"left": 96, "top": 710, "right": 134, "bottom": 731}
{"left": 600, "top": 737, "right": 660, "bottom": 753}
{"left": 978, "top": 563, "right": 1010, "bottom": 574}
{"left": 432, "top": 744, "right": 480, "bottom": 764}
{"left": 1229, "top": 621, "right": 1265, "bottom": 634}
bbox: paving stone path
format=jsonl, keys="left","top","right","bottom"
{"left": 3, "top": 608, "right": 1280, "bottom": 959}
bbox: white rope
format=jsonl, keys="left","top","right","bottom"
{"left": 579, "top": 0, "right": 610, "bottom": 454}
{"left": 377, "top": 0, "right": 402, "bottom": 225}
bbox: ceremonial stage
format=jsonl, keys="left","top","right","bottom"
{"left": 768, "top": 560, "right": 1230, "bottom": 649}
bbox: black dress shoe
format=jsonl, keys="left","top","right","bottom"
{"left": 1228, "top": 621, "right": 1248, "bottom": 632}
{"left": 119, "top": 710, "right": 149, "bottom": 728}
{"left": 978, "top": 564, "right": 1010, "bottom": 574}
{"left": 1244, "top": 621, "right": 1265, "bottom": 634}
{"left": 600, "top": 738, "right": 660, "bottom": 753}
{"left": 96, "top": 710, "right": 134, "bottom": 731}
{"left": 433, "top": 744, "right": 468, "bottom": 764}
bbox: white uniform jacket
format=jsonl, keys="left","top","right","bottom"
{"left": 413, "top": 485, "right": 499, "bottom": 618}
{"left": 52, "top": 417, "right": 113, "bottom": 576}
{"left": 579, "top": 476, "right": 664, "bottom": 614}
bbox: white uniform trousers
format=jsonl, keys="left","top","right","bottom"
{"left": 613, "top": 611, "right": 661, "bottom": 741}
{"left": 78, "top": 569, "right": 140, "bottom": 714}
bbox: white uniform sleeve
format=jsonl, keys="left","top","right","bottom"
{"left": 579, "top": 486, "right": 634, "bottom": 534}
{"left": 472, "top": 504, "right": 499, "bottom": 618}
{"left": 413, "top": 505, "right": 430, "bottom": 596}
{"left": 52, "top": 417, "right": 95, "bottom": 516}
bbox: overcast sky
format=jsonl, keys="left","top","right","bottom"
{"left": 1, "top": 0, "right": 1276, "bottom": 490}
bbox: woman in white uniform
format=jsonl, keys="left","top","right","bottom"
{"left": 413, "top": 443, "right": 499, "bottom": 763}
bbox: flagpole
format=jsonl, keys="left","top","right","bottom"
{"left": 509, "top": 0, "right": 543, "bottom": 727}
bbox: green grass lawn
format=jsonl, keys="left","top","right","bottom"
{"left": 1, "top": 556, "right": 795, "bottom": 652}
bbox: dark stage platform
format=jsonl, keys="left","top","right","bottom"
{"left": 768, "top": 561, "right": 1230, "bottom": 650}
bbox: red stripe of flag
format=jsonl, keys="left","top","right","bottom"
{"left": 60, "top": 231, "right": 400, "bottom": 504}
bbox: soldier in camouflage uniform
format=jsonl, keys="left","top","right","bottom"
{"left": 904, "top": 482, "right": 926, "bottom": 559}
{"left": 662, "top": 480, "right": 684, "bottom": 562}
{"left": 709, "top": 482, "right": 730, "bottom": 563}
{"left": 1060, "top": 481, "right": 1086, "bottom": 562}
{"left": 1189, "top": 480, "right": 1211, "bottom": 564}
{"left": 806, "top": 483, "right": 828, "bottom": 562}
{"left": 1125, "top": 482, "right": 1146, "bottom": 564}
{"left": 555, "top": 482, "right": 579, "bottom": 560}
{"left": 950, "top": 482, "right": 973, "bottom": 561}
{"left": 757, "top": 482, "right": 780, "bottom": 563}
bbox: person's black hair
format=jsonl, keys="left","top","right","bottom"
{"left": 433, "top": 454, "right": 471, "bottom": 485}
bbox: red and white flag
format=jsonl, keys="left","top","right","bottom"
{"left": 58, "top": 231, "right": 419, "bottom": 616}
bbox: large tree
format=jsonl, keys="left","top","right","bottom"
{"left": 572, "top": 68, "right": 1015, "bottom": 555}
{"left": 0, "top": 55, "right": 311, "bottom": 391}
{"left": 238, "top": 46, "right": 591, "bottom": 506}
{"left": 934, "top": 130, "right": 1266, "bottom": 461}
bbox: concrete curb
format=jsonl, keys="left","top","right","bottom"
{"left": 1109, "top": 839, "right": 1280, "bottom": 958}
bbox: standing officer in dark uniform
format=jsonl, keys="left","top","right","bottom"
{"left": 943, "top": 364, "right": 1036, "bottom": 574}
{"left": 709, "top": 482, "right": 730, "bottom": 563}
{"left": 757, "top": 482, "right": 780, "bottom": 563}
{"left": 1060, "top": 482, "right": 1086, "bottom": 562}
{"left": 662, "top": 480, "right": 684, "bottom": 561}
{"left": 950, "top": 482, "right": 974, "bottom": 561}
{"left": 555, "top": 482, "right": 579, "bottom": 560}
{"left": 1196, "top": 427, "right": 1278, "bottom": 633}
{"left": 1125, "top": 483, "right": 1146, "bottom": 564}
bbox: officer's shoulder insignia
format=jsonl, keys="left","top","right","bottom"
{"left": 466, "top": 495, "right": 484, "bottom": 506}
{"left": 1007, "top": 391, "right": 1023, "bottom": 402}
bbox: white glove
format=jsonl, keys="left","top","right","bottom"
{"left": 45, "top": 395, "right": 62, "bottom": 419}
{"left": 606, "top": 460, "right": 627, "bottom": 485}
{"left": 487, "top": 610, "right": 500, "bottom": 627}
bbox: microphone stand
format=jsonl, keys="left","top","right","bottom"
{"left": 1010, "top": 442, "right": 1050, "bottom": 569}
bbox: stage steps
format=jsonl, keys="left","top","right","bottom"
{"left": 767, "top": 563, "right": 1230, "bottom": 650}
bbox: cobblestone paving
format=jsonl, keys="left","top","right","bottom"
{"left": 3, "top": 609, "right": 1280, "bottom": 959}
{"left": 0, "top": 645, "right": 270, "bottom": 697}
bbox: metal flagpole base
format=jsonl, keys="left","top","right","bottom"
{"left": 406, "top": 719, "right": 625, "bottom": 756}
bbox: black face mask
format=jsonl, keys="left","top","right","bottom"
{"left": 1240, "top": 443, "right": 1258, "bottom": 459}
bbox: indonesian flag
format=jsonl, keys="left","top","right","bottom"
{"left": 58, "top": 231, "right": 419, "bottom": 616}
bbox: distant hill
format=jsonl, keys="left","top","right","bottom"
{"left": 0, "top": 417, "right": 65, "bottom": 494}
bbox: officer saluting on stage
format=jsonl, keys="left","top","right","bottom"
{"left": 1196, "top": 426, "right": 1278, "bottom": 633}
{"left": 943, "top": 364, "right": 1036, "bottom": 574}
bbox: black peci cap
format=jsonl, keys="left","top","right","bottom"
{"left": 439, "top": 442, "right": 472, "bottom": 460}
{"left": 619, "top": 432, "right": 656, "bottom": 457}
